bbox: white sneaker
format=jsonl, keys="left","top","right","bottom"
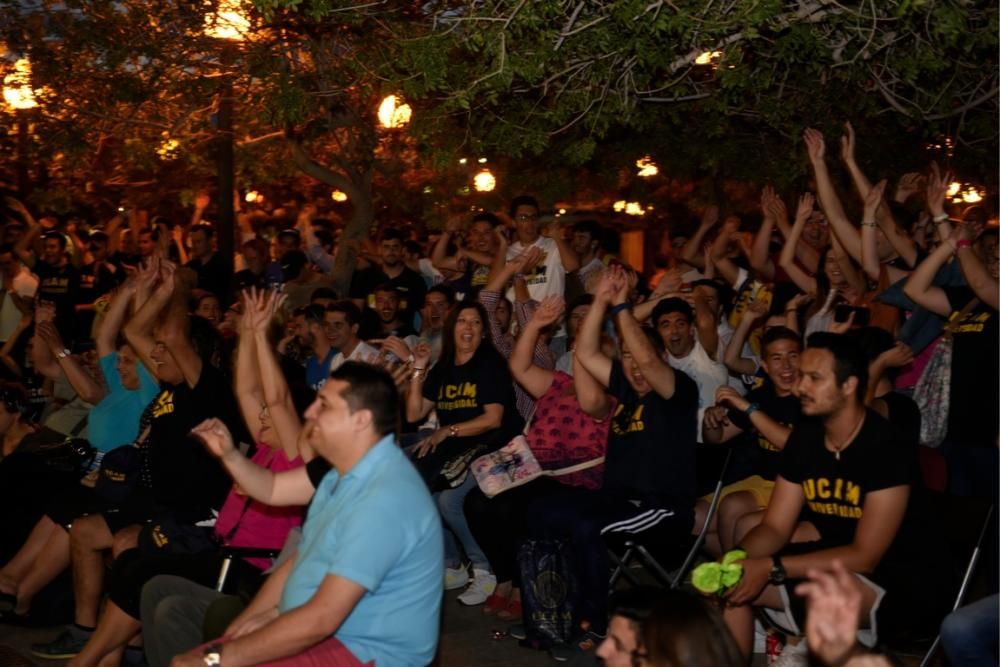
{"left": 444, "top": 565, "right": 469, "bottom": 591}
{"left": 457, "top": 568, "right": 496, "bottom": 606}
{"left": 772, "top": 638, "right": 809, "bottom": 667}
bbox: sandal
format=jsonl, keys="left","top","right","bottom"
{"left": 497, "top": 598, "right": 522, "bottom": 621}
{"left": 482, "top": 593, "right": 508, "bottom": 616}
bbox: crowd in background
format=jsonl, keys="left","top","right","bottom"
{"left": 0, "top": 123, "right": 996, "bottom": 667}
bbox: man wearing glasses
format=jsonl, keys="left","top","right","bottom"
{"left": 504, "top": 195, "right": 580, "bottom": 303}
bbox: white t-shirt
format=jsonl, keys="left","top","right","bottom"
{"left": 0, "top": 270, "right": 38, "bottom": 342}
{"left": 577, "top": 257, "right": 604, "bottom": 291}
{"left": 666, "top": 338, "right": 733, "bottom": 442}
{"left": 505, "top": 236, "right": 566, "bottom": 303}
{"left": 329, "top": 340, "right": 380, "bottom": 373}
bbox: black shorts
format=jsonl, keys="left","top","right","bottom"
{"left": 45, "top": 486, "right": 155, "bottom": 534}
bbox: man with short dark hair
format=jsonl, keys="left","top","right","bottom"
{"left": 721, "top": 333, "right": 911, "bottom": 658}
{"left": 173, "top": 362, "right": 443, "bottom": 667}
{"left": 349, "top": 228, "right": 426, "bottom": 327}
{"left": 326, "top": 301, "right": 378, "bottom": 372}
{"left": 572, "top": 219, "right": 604, "bottom": 288}
{"left": 651, "top": 296, "right": 731, "bottom": 441}
{"left": 418, "top": 285, "right": 454, "bottom": 365}
{"left": 302, "top": 304, "right": 337, "bottom": 392}
{"left": 369, "top": 284, "right": 418, "bottom": 341}
{"left": 185, "top": 224, "right": 228, "bottom": 300}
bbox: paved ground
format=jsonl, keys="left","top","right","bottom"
{"left": 0, "top": 592, "right": 557, "bottom": 667}
{"left": 0, "top": 590, "right": 935, "bottom": 667}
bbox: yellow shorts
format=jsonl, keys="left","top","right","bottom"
{"left": 700, "top": 475, "right": 775, "bottom": 509}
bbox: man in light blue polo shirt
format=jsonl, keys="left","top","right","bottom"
{"left": 179, "top": 362, "right": 442, "bottom": 667}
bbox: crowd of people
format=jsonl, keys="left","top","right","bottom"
{"left": 0, "top": 123, "right": 996, "bottom": 667}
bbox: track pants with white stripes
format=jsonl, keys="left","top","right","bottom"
{"left": 525, "top": 485, "right": 692, "bottom": 635}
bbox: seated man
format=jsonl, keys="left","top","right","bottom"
{"left": 700, "top": 326, "right": 804, "bottom": 555}
{"left": 526, "top": 266, "right": 699, "bottom": 652}
{"left": 172, "top": 362, "right": 443, "bottom": 667}
{"left": 721, "top": 333, "right": 911, "bottom": 658}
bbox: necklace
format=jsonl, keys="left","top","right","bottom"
{"left": 825, "top": 412, "right": 866, "bottom": 461}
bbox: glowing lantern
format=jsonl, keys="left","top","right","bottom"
{"left": 378, "top": 95, "right": 411, "bottom": 129}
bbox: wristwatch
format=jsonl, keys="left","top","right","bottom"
{"left": 56, "top": 348, "right": 71, "bottom": 360}
{"left": 201, "top": 644, "right": 223, "bottom": 667}
{"left": 768, "top": 555, "right": 787, "bottom": 586}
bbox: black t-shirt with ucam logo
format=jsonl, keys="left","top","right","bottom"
{"left": 603, "top": 360, "right": 699, "bottom": 511}
{"left": 778, "top": 408, "right": 912, "bottom": 550}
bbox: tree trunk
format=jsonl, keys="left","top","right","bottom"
{"left": 286, "top": 137, "right": 376, "bottom": 299}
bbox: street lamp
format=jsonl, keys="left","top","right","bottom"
{"left": 204, "top": 0, "right": 249, "bottom": 301}
{"left": 378, "top": 95, "right": 411, "bottom": 129}
{"left": 4, "top": 58, "right": 39, "bottom": 196}
{"left": 473, "top": 169, "right": 496, "bottom": 192}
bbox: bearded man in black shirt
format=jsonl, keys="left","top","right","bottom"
{"left": 720, "top": 333, "right": 911, "bottom": 660}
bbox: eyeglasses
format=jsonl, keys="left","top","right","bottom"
{"left": 515, "top": 213, "right": 538, "bottom": 222}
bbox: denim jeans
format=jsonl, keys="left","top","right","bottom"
{"left": 435, "top": 474, "right": 490, "bottom": 572}
{"left": 941, "top": 594, "right": 999, "bottom": 667}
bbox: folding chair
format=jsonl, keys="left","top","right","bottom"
{"left": 216, "top": 546, "right": 282, "bottom": 592}
{"left": 918, "top": 503, "right": 994, "bottom": 667}
{"left": 609, "top": 448, "right": 734, "bottom": 592}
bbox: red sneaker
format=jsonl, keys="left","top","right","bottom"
{"left": 482, "top": 593, "right": 508, "bottom": 615}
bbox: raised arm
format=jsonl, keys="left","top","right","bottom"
{"left": 8, "top": 198, "right": 39, "bottom": 269}
{"left": 235, "top": 291, "right": 266, "bottom": 444}
{"left": 902, "top": 235, "right": 956, "bottom": 317}
{"left": 723, "top": 299, "right": 766, "bottom": 376}
{"left": 955, "top": 230, "right": 999, "bottom": 309}
{"left": 37, "top": 321, "right": 105, "bottom": 404}
{"left": 430, "top": 217, "right": 464, "bottom": 272}
{"left": 860, "top": 180, "right": 887, "bottom": 282}
{"left": 96, "top": 280, "right": 135, "bottom": 358}
{"left": 510, "top": 296, "right": 560, "bottom": 399}
{"left": 751, "top": 187, "right": 780, "bottom": 281}
{"left": 709, "top": 222, "right": 743, "bottom": 287}
{"left": 252, "top": 290, "right": 302, "bottom": 458}
{"left": 122, "top": 256, "right": 177, "bottom": 380}
{"left": 608, "top": 266, "right": 677, "bottom": 400}
{"left": 680, "top": 205, "right": 718, "bottom": 271}
{"left": 804, "top": 128, "right": 862, "bottom": 262}
{"left": 692, "top": 284, "right": 720, "bottom": 358}
{"left": 779, "top": 193, "right": 819, "bottom": 295}
{"left": 574, "top": 270, "right": 616, "bottom": 387}
{"left": 544, "top": 218, "right": 579, "bottom": 273}
{"left": 926, "top": 164, "right": 955, "bottom": 242}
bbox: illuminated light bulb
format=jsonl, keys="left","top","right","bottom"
{"left": 613, "top": 200, "right": 626, "bottom": 212}
{"left": 625, "top": 202, "right": 645, "bottom": 216}
{"left": 377, "top": 94, "right": 411, "bottom": 129}
{"left": 331, "top": 190, "right": 348, "bottom": 202}
{"left": 947, "top": 182, "right": 961, "bottom": 197}
{"left": 204, "top": 0, "right": 250, "bottom": 40}
{"left": 458, "top": 158, "right": 467, "bottom": 165}
{"left": 3, "top": 58, "right": 38, "bottom": 110}
{"left": 558, "top": 208, "right": 567, "bottom": 215}
{"left": 156, "top": 134, "right": 180, "bottom": 159}
{"left": 477, "top": 157, "right": 487, "bottom": 164}
{"left": 245, "top": 190, "right": 261, "bottom": 203}
{"left": 962, "top": 189, "right": 983, "bottom": 204}
{"left": 636, "top": 156, "right": 658, "bottom": 178}
{"left": 695, "top": 51, "right": 722, "bottom": 66}
{"left": 473, "top": 169, "right": 496, "bottom": 192}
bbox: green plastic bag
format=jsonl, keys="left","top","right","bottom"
{"left": 692, "top": 549, "right": 747, "bottom": 595}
